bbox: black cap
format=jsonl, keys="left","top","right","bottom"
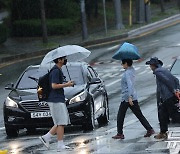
{"left": 145, "top": 57, "right": 163, "bottom": 66}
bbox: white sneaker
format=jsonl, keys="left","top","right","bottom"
{"left": 39, "top": 136, "right": 50, "bottom": 149}
{"left": 57, "top": 145, "right": 71, "bottom": 152}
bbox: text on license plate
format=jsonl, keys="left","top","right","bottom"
{"left": 31, "top": 112, "right": 51, "bottom": 118}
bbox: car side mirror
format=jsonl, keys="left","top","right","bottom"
{"left": 89, "top": 78, "right": 101, "bottom": 84}
{"left": 5, "top": 83, "right": 14, "bottom": 90}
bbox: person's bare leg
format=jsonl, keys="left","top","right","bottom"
{"left": 57, "top": 125, "right": 69, "bottom": 151}
{"left": 57, "top": 125, "right": 64, "bottom": 140}
{"left": 49, "top": 125, "right": 58, "bottom": 135}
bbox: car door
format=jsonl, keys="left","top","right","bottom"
{"left": 87, "top": 66, "right": 104, "bottom": 116}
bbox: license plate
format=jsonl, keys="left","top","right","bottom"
{"left": 31, "top": 112, "right": 51, "bottom": 118}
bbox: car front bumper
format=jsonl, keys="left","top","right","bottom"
{"left": 4, "top": 106, "right": 53, "bottom": 129}
{"left": 4, "top": 99, "right": 91, "bottom": 129}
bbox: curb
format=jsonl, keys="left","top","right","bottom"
{"left": 80, "top": 33, "right": 128, "bottom": 49}
{"left": 0, "top": 34, "right": 128, "bottom": 65}
{"left": 0, "top": 14, "right": 179, "bottom": 65}
{"left": 0, "top": 48, "right": 50, "bottom": 63}
{"left": 128, "top": 14, "right": 180, "bottom": 37}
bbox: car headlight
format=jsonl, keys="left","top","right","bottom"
{"left": 69, "top": 91, "right": 87, "bottom": 104}
{"left": 5, "top": 97, "right": 18, "bottom": 108}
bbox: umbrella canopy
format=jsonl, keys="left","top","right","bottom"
{"left": 112, "top": 42, "right": 141, "bottom": 60}
{"left": 41, "top": 45, "right": 91, "bottom": 66}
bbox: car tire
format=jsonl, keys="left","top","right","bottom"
{"left": 5, "top": 125, "right": 19, "bottom": 137}
{"left": 97, "top": 95, "right": 109, "bottom": 126}
{"left": 82, "top": 102, "right": 95, "bottom": 131}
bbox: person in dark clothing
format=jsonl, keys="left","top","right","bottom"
{"left": 112, "top": 59, "right": 155, "bottom": 140}
{"left": 39, "top": 56, "right": 74, "bottom": 152}
{"left": 146, "top": 57, "right": 179, "bottom": 139}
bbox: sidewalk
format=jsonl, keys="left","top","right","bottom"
{"left": 0, "top": 14, "right": 180, "bottom": 67}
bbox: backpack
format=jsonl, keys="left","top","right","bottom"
{"left": 37, "top": 68, "right": 57, "bottom": 101}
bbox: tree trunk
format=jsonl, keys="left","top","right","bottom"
{"left": 136, "top": 0, "right": 145, "bottom": 24}
{"left": 145, "top": 0, "right": 151, "bottom": 23}
{"left": 113, "top": 0, "right": 124, "bottom": 30}
{"left": 40, "top": 0, "right": 48, "bottom": 44}
{"left": 160, "top": 0, "right": 165, "bottom": 13}
{"left": 80, "top": 0, "right": 88, "bottom": 40}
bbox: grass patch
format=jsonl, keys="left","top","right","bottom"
{"left": 40, "top": 42, "right": 59, "bottom": 49}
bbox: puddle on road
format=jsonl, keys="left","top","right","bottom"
{"left": 68, "top": 137, "right": 98, "bottom": 148}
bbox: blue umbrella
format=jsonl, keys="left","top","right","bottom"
{"left": 112, "top": 42, "right": 141, "bottom": 60}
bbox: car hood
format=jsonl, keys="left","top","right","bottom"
{"left": 64, "top": 84, "right": 86, "bottom": 99}
{"left": 8, "top": 84, "right": 86, "bottom": 102}
{"left": 8, "top": 89, "right": 38, "bottom": 102}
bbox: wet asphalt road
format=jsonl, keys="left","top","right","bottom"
{"left": 0, "top": 23, "right": 180, "bottom": 153}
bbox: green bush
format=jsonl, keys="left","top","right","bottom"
{"left": 0, "top": 23, "right": 7, "bottom": 43}
{"left": 150, "top": 0, "right": 160, "bottom": 4}
{"left": 47, "top": 19, "right": 75, "bottom": 35}
{"left": 151, "top": 0, "right": 171, "bottom": 4}
{"left": 12, "top": 18, "right": 78, "bottom": 37}
{"left": 13, "top": 19, "right": 41, "bottom": 36}
{"left": 11, "top": 0, "right": 80, "bottom": 21}
{"left": 45, "top": 0, "right": 80, "bottom": 19}
{"left": 11, "top": 0, "right": 40, "bottom": 21}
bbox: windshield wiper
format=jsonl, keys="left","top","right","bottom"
{"left": 28, "top": 76, "right": 38, "bottom": 83}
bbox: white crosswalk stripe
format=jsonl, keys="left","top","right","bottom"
{"left": 93, "top": 62, "right": 171, "bottom": 80}
{"left": 95, "top": 65, "right": 152, "bottom": 79}
{"left": 138, "top": 70, "right": 149, "bottom": 75}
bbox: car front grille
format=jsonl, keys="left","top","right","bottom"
{"left": 19, "top": 101, "right": 49, "bottom": 112}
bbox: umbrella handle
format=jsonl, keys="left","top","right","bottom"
{"left": 65, "top": 65, "right": 71, "bottom": 81}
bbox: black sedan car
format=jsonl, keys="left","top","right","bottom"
{"left": 170, "top": 56, "right": 180, "bottom": 123}
{"left": 170, "top": 56, "right": 180, "bottom": 81}
{"left": 3, "top": 62, "right": 109, "bottom": 137}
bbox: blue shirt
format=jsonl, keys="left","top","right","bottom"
{"left": 47, "top": 65, "right": 65, "bottom": 103}
{"left": 121, "top": 66, "right": 138, "bottom": 102}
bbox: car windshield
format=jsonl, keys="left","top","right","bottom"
{"left": 17, "top": 65, "right": 85, "bottom": 89}
{"left": 17, "top": 68, "right": 39, "bottom": 89}
{"left": 62, "top": 65, "right": 85, "bottom": 85}
{"left": 171, "top": 59, "right": 180, "bottom": 75}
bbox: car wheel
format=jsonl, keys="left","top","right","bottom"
{"left": 5, "top": 125, "right": 19, "bottom": 137}
{"left": 82, "top": 102, "right": 95, "bottom": 131}
{"left": 97, "top": 95, "right": 109, "bottom": 126}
